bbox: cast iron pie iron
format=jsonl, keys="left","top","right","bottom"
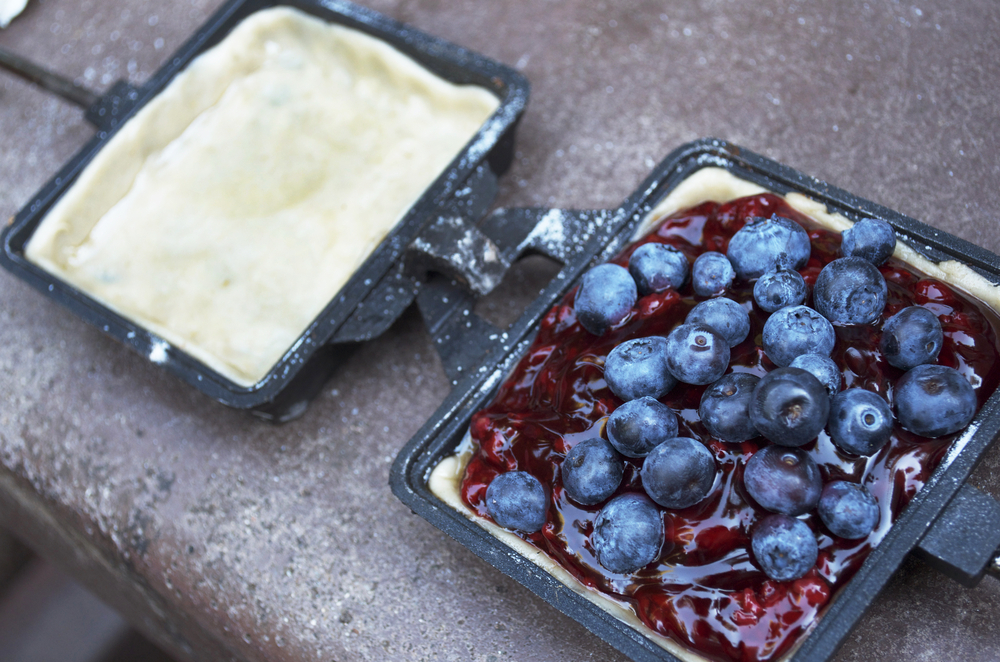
{"left": 0, "top": 0, "right": 529, "bottom": 421}
{"left": 391, "top": 138, "right": 1000, "bottom": 662}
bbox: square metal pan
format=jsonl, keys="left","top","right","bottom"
{"left": 391, "top": 138, "right": 1000, "bottom": 662}
{"left": 0, "top": 0, "right": 528, "bottom": 420}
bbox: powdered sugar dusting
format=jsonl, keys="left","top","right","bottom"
{"left": 940, "top": 420, "right": 981, "bottom": 470}
{"left": 148, "top": 339, "right": 169, "bottom": 364}
{"left": 523, "top": 209, "right": 568, "bottom": 255}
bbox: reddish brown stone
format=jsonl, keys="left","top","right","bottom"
{"left": 2, "top": 1, "right": 1000, "bottom": 661}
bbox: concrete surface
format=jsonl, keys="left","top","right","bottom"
{"left": 2, "top": 0, "right": 1000, "bottom": 661}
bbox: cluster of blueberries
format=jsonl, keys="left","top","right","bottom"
{"left": 484, "top": 214, "right": 979, "bottom": 583}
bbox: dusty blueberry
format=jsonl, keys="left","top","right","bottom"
{"left": 841, "top": 218, "right": 896, "bottom": 265}
{"left": 744, "top": 445, "right": 823, "bottom": 516}
{"left": 574, "top": 263, "right": 637, "bottom": 335}
{"left": 664, "top": 323, "right": 731, "bottom": 385}
{"left": 750, "top": 367, "right": 830, "bottom": 447}
{"left": 880, "top": 306, "right": 944, "bottom": 370}
{"left": 604, "top": 337, "right": 677, "bottom": 402}
{"left": 641, "top": 437, "right": 717, "bottom": 509}
{"left": 751, "top": 514, "right": 818, "bottom": 582}
{"left": 486, "top": 471, "right": 549, "bottom": 533}
{"left": 699, "top": 373, "right": 761, "bottom": 443}
{"left": 753, "top": 268, "right": 808, "bottom": 313}
{"left": 813, "top": 257, "right": 887, "bottom": 325}
{"left": 762, "top": 305, "right": 836, "bottom": 368}
{"left": 691, "top": 252, "right": 736, "bottom": 297}
{"left": 894, "top": 364, "right": 977, "bottom": 437}
{"left": 727, "top": 214, "right": 812, "bottom": 280}
{"left": 592, "top": 493, "right": 665, "bottom": 574}
{"left": 562, "top": 438, "right": 624, "bottom": 506}
{"left": 607, "top": 396, "right": 679, "bottom": 458}
{"left": 686, "top": 297, "right": 751, "bottom": 347}
{"left": 628, "top": 243, "right": 689, "bottom": 295}
{"left": 790, "top": 353, "right": 841, "bottom": 398}
{"left": 817, "top": 481, "right": 879, "bottom": 539}
{"left": 828, "top": 388, "right": 893, "bottom": 456}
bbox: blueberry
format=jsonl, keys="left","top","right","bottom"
{"left": 750, "top": 367, "right": 830, "bottom": 447}
{"left": 841, "top": 218, "right": 896, "bottom": 266}
{"left": 664, "top": 323, "right": 730, "bottom": 385}
{"left": 486, "top": 471, "right": 549, "bottom": 533}
{"left": 604, "top": 337, "right": 677, "bottom": 402}
{"left": 607, "top": 396, "right": 679, "bottom": 458}
{"left": 628, "top": 243, "right": 689, "bottom": 295}
{"left": 685, "top": 297, "right": 751, "bottom": 347}
{"left": 813, "top": 257, "right": 887, "bottom": 325}
{"left": 828, "top": 388, "right": 893, "bottom": 456}
{"left": 592, "top": 493, "right": 664, "bottom": 574}
{"left": 817, "top": 481, "right": 879, "bottom": 539}
{"left": 574, "top": 264, "right": 638, "bottom": 335}
{"left": 894, "top": 364, "right": 977, "bottom": 437}
{"left": 727, "top": 215, "right": 812, "bottom": 280}
{"left": 699, "top": 373, "right": 761, "bottom": 443}
{"left": 743, "top": 445, "right": 823, "bottom": 516}
{"left": 753, "top": 269, "right": 807, "bottom": 313}
{"left": 641, "top": 437, "right": 717, "bottom": 509}
{"left": 691, "top": 252, "right": 736, "bottom": 297}
{"left": 880, "top": 306, "right": 944, "bottom": 370}
{"left": 762, "top": 305, "right": 836, "bottom": 368}
{"left": 790, "top": 353, "right": 841, "bottom": 398}
{"left": 751, "top": 514, "right": 818, "bottom": 582}
{"left": 562, "top": 438, "right": 624, "bottom": 506}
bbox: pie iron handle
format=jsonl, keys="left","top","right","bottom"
{"left": 0, "top": 46, "right": 139, "bottom": 132}
{"left": 82, "top": 80, "right": 140, "bottom": 132}
{"left": 407, "top": 203, "right": 614, "bottom": 289}
{"left": 479, "top": 206, "right": 613, "bottom": 264}
{"left": 405, "top": 213, "right": 508, "bottom": 383}
{"left": 915, "top": 482, "right": 1000, "bottom": 588}
{"left": 410, "top": 206, "right": 607, "bottom": 385}
{"left": 404, "top": 215, "right": 511, "bottom": 298}
{"left": 415, "top": 274, "right": 501, "bottom": 385}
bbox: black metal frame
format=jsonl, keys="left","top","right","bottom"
{"left": 390, "top": 138, "right": 1000, "bottom": 662}
{"left": 0, "top": 0, "right": 529, "bottom": 420}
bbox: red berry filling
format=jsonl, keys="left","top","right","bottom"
{"left": 459, "top": 193, "right": 1000, "bottom": 662}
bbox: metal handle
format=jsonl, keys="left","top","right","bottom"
{"left": 0, "top": 47, "right": 140, "bottom": 132}
{"left": 411, "top": 205, "right": 617, "bottom": 385}
{"left": 479, "top": 207, "right": 615, "bottom": 264}
{"left": 916, "top": 482, "right": 1000, "bottom": 588}
{"left": 415, "top": 274, "right": 501, "bottom": 385}
{"left": 0, "top": 46, "right": 99, "bottom": 109}
{"left": 404, "top": 164, "right": 508, "bottom": 298}
{"left": 404, "top": 214, "right": 510, "bottom": 298}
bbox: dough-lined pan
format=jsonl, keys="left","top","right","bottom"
{"left": 390, "top": 139, "right": 1000, "bottom": 662}
{"left": 1, "top": 0, "right": 529, "bottom": 420}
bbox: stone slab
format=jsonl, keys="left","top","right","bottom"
{"left": 2, "top": 1, "right": 1000, "bottom": 661}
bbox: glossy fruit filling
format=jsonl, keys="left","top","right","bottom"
{"left": 459, "top": 193, "right": 1000, "bottom": 662}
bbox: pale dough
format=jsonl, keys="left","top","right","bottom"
{"left": 428, "top": 437, "right": 705, "bottom": 662}
{"left": 430, "top": 166, "right": 1000, "bottom": 661}
{"left": 26, "top": 7, "right": 498, "bottom": 385}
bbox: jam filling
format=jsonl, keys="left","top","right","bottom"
{"left": 459, "top": 194, "right": 1000, "bottom": 662}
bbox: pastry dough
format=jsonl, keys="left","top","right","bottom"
{"left": 26, "top": 7, "right": 498, "bottom": 386}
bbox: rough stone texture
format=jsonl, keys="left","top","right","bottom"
{"left": 2, "top": 1, "right": 1000, "bottom": 661}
